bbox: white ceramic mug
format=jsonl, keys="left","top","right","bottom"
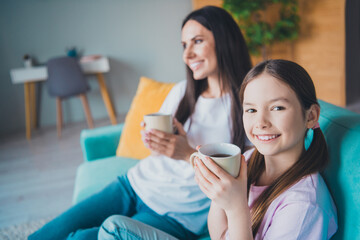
{"left": 190, "top": 143, "right": 241, "bottom": 177}
{"left": 144, "top": 113, "right": 173, "bottom": 133}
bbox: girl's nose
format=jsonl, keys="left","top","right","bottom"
{"left": 255, "top": 113, "right": 271, "bottom": 129}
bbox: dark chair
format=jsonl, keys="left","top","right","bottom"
{"left": 47, "top": 56, "right": 94, "bottom": 137}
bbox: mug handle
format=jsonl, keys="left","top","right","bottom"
{"left": 189, "top": 152, "right": 201, "bottom": 168}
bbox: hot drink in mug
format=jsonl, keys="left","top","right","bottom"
{"left": 190, "top": 143, "right": 241, "bottom": 177}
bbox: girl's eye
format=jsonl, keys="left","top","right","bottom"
{"left": 272, "top": 106, "right": 285, "bottom": 111}
{"left": 194, "top": 39, "right": 203, "bottom": 44}
{"left": 182, "top": 43, "right": 187, "bottom": 49}
{"left": 245, "top": 108, "right": 256, "bottom": 113}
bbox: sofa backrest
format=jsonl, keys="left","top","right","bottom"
{"left": 318, "top": 100, "right": 360, "bottom": 240}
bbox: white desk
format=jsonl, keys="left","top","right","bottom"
{"left": 10, "top": 56, "right": 117, "bottom": 139}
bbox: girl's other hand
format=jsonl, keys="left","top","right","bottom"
{"left": 194, "top": 155, "right": 248, "bottom": 212}
{"left": 144, "top": 118, "right": 195, "bottom": 161}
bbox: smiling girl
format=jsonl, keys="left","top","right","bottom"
{"left": 194, "top": 59, "right": 338, "bottom": 239}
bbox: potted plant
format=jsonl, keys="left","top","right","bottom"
{"left": 223, "top": 0, "right": 300, "bottom": 60}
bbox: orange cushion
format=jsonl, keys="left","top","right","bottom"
{"left": 116, "top": 76, "right": 176, "bottom": 159}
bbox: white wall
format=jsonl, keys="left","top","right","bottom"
{"left": 0, "top": 0, "right": 191, "bottom": 136}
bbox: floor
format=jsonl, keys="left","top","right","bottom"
{"left": 0, "top": 115, "right": 125, "bottom": 229}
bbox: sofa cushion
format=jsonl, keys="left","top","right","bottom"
{"left": 80, "top": 124, "right": 124, "bottom": 162}
{"left": 116, "top": 76, "right": 175, "bottom": 160}
{"left": 72, "top": 156, "right": 138, "bottom": 204}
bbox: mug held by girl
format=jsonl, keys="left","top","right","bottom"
{"left": 190, "top": 143, "right": 241, "bottom": 177}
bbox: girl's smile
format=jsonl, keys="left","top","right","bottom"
{"left": 255, "top": 134, "right": 281, "bottom": 142}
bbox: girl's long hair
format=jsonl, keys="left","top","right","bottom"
{"left": 239, "top": 59, "right": 329, "bottom": 235}
{"left": 175, "top": 6, "right": 252, "bottom": 151}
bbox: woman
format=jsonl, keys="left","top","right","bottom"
{"left": 29, "top": 6, "right": 251, "bottom": 240}
{"left": 194, "top": 59, "right": 337, "bottom": 239}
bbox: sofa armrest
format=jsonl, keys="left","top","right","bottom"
{"left": 80, "top": 123, "right": 124, "bottom": 162}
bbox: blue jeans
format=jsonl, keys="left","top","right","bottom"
{"left": 28, "top": 175, "right": 197, "bottom": 240}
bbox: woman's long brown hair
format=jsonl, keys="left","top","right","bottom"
{"left": 175, "top": 6, "right": 252, "bottom": 151}
{"left": 239, "top": 60, "right": 329, "bottom": 235}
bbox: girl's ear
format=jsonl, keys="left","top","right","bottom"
{"left": 306, "top": 104, "right": 320, "bottom": 129}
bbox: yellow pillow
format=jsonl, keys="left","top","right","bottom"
{"left": 116, "top": 76, "right": 176, "bottom": 159}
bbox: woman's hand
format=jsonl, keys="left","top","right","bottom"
{"left": 141, "top": 118, "right": 195, "bottom": 161}
{"left": 194, "top": 155, "right": 248, "bottom": 212}
{"left": 140, "top": 121, "right": 150, "bottom": 148}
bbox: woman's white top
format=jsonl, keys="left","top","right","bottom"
{"left": 127, "top": 80, "right": 233, "bottom": 234}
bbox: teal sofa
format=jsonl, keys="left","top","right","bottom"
{"left": 73, "top": 100, "right": 360, "bottom": 240}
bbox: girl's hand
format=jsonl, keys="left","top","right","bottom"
{"left": 194, "top": 155, "right": 248, "bottom": 212}
{"left": 141, "top": 118, "right": 195, "bottom": 161}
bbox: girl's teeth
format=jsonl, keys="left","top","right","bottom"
{"left": 257, "top": 135, "right": 278, "bottom": 141}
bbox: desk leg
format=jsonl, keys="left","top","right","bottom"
{"left": 96, "top": 73, "right": 117, "bottom": 125}
{"left": 30, "top": 82, "right": 37, "bottom": 129}
{"left": 24, "top": 83, "right": 31, "bottom": 140}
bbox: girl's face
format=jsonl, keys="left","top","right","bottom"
{"left": 242, "top": 73, "right": 309, "bottom": 160}
{"left": 181, "top": 20, "right": 218, "bottom": 80}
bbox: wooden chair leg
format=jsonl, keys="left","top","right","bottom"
{"left": 56, "top": 97, "right": 63, "bottom": 138}
{"left": 96, "top": 73, "right": 117, "bottom": 125}
{"left": 79, "top": 94, "right": 94, "bottom": 129}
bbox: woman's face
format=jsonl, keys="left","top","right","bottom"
{"left": 181, "top": 20, "right": 218, "bottom": 80}
{"left": 242, "top": 73, "right": 308, "bottom": 161}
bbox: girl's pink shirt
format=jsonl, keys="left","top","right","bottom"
{"left": 250, "top": 173, "right": 337, "bottom": 239}
{"left": 227, "top": 150, "right": 338, "bottom": 239}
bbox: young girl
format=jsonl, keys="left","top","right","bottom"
{"left": 29, "top": 6, "right": 252, "bottom": 240}
{"left": 194, "top": 59, "right": 338, "bottom": 239}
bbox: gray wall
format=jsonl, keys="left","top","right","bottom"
{"left": 0, "top": 0, "right": 191, "bottom": 137}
